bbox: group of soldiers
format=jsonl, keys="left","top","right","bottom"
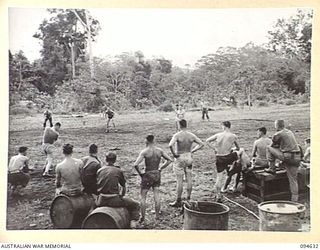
{"left": 8, "top": 105, "right": 310, "bottom": 228}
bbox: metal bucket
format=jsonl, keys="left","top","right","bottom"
{"left": 82, "top": 206, "right": 130, "bottom": 229}
{"left": 183, "top": 201, "right": 229, "bottom": 230}
{"left": 50, "top": 194, "right": 94, "bottom": 229}
{"left": 258, "top": 200, "right": 306, "bottom": 232}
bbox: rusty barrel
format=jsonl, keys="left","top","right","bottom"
{"left": 82, "top": 206, "right": 130, "bottom": 229}
{"left": 258, "top": 200, "right": 306, "bottom": 232}
{"left": 50, "top": 194, "right": 94, "bottom": 229}
{"left": 183, "top": 201, "right": 229, "bottom": 230}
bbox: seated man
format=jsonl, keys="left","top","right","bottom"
{"left": 81, "top": 144, "right": 101, "bottom": 195}
{"left": 55, "top": 144, "right": 84, "bottom": 197}
{"left": 96, "top": 152, "right": 140, "bottom": 229}
{"left": 8, "top": 146, "right": 30, "bottom": 195}
{"left": 265, "top": 120, "right": 302, "bottom": 202}
{"left": 221, "top": 149, "right": 251, "bottom": 193}
{"left": 298, "top": 138, "right": 310, "bottom": 188}
{"left": 300, "top": 138, "right": 310, "bottom": 168}
{"left": 252, "top": 127, "right": 272, "bottom": 168}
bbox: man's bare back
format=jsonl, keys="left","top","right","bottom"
{"left": 209, "top": 131, "right": 237, "bottom": 155}
{"left": 169, "top": 131, "right": 200, "bottom": 154}
{"left": 141, "top": 147, "right": 163, "bottom": 172}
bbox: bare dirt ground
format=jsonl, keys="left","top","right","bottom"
{"left": 7, "top": 104, "right": 310, "bottom": 230}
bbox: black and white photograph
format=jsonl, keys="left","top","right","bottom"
{"left": 7, "top": 6, "right": 312, "bottom": 233}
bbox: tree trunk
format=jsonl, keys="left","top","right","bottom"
{"left": 71, "top": 42, "right": 76, "bottom": 79}
{"left": 85, "top": 10, "right": 94, "bottom": 79}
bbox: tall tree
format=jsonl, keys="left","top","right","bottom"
{"left": 34, "top": 8, "right": 101, "bottom": 94}
{"left": 268, "top": 9, "right": 313, "bottom": 62}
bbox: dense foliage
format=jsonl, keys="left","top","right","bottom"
{"left": 9, "top": 9, "right": 312, "bottom": 113}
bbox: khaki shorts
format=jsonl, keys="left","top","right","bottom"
{"left": 173, "top": 153, "right": 193, "bottom": 177}
{"left": 42, "top": 143, "right": 55, "bottom": 156}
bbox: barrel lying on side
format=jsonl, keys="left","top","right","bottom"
{"left": 82, "top": 206, "right": 130, "bottom": 229}
{"left": 50, "top": 194, "right": 94, "bottom": 229}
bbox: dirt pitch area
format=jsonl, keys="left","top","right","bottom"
{"left": 7, "top": 104, "right": 310, "bottom": 230}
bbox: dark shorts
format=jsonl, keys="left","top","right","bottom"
{"left": 141, "top": 170, "right": 161, "bottom": 190}
{"left": 108, "top": 115, "right": 114, "bottom": 119}
{"left": 8, "top": 172, "right": 30, "bottom": 187}
{"left": 216, "top": 152, "right": 238, "bottom": 173}
{"left": 227, "top": 161, "right": 242, "bottom": 176}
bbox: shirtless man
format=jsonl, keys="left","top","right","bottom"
{"left": 42, "top": 122, "right": 61, "bottom": 178}
{"left": 133, "top": 135, "right": 172, "bottom": 221}
{"left": 169, "top": 119, "right": 204, "bottom": 207}
{"left": 104, "top": 107, "right": 116, "bottom": 133}
{"left": 175, "top": 104, "right": 185, "bottom": 131}
{"left": 206, "top": 121, "right": 244, "bottom": 201}
{"left": 55, "top": 144, "right": 83, "bottom": 196}
{"left": 252, "top": 127, "right": 272, "bottom": 168}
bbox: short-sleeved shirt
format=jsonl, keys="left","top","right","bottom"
{"left": 8, "top": 154, "right": 29, "bottom": 172}
{"left": 253, "top": 137, "right": 272, "bottom": 160}
{"left": 81, "top": 155, "right": 101, "bottom": 184}
{"left": 44, "top": 110, "right": 52, "bottom": 118}
{"left": 106, "top": 110, "right": 114, "bottom": 119}
{"left": 43, "top": 127, "right": 59, "bottom": 144}
{"left": 212, "top": 131, "right": 237, "bottom": 156}
{"left": 56, "top": 158, "right": 83, "bottom": 195}
{"left": 272, "top": 129, "right": 300, "bottom": 152}
{"left": 97, "top": 165, "right": 126, "bottom": 195}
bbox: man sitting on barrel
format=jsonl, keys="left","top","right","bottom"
{"left": 265, "top": 119, "right": 302, "bottom": 202}
{"left": 96, "top": 152, "right": 140, "bottom": 229}
{"left": 55, "top": 144, "right": 84, "bottom": 196}
{"left": 8, "top": 146, "right": 30, "bottom": 196}
{"left": 81, "top": 144, "right": 101, "bottom": 195}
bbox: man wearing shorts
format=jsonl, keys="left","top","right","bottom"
{"left": 42, "top": 122, "right": 61, "bottom": 178}
{"left": 206, "top": 121, "right": 244, "bottom": 201}
{"left": 252, "top": 127, "right": 272, "bottom": 168}
{"left": 96, "top": 152, "right": 140, "bottom": 228}
{"left": 175, "top": 104, "right": 185, "bottom": 131}
{"left": 43, "top": 109, "right": 53, "bottom": 128}
{"left": 265, "top": 120, "right": 302, "bottom": 201}
{"left": 8, "top": 146, "right": 30, "bottom": 195}
{"left": 133, "top": 135, "right": 172, "bottom": 221}
{"left": 221, "top": 149, "right": 251, "bottom": 193}
{"left": 55, "top": 144, "right": 83, "bottom": 196}
{"left": 105, "top": 107, "right": 115, "bottom": 133}
{"left": 169, "top": 119, "right": 204, "bottom": 207}
{"left": 200, "top": 100, "right": 210, "bottom": 121}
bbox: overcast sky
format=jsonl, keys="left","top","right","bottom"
{"left": 9, "top": 8, "right": 303, "bottom": 67}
